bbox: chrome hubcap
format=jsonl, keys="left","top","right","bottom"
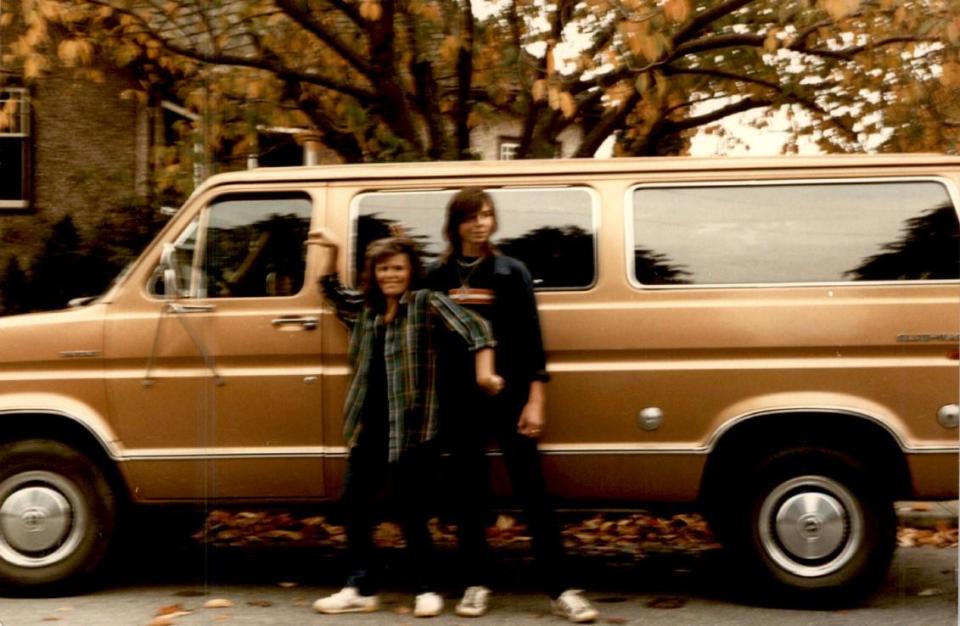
{"left": 758, "top": 475, "right": 862, "bottom": 578}
{"left": 0, "top": 471, "right": 86, "bottom": 568}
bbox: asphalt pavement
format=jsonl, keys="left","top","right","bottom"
{"left": 895, "top": 500, "right": 959, "bottom": 528}
{"left": 0, "top": 544, "right": 955, "bottom": 625}
{"left": 0, "top": 501, "right": 956, "bottom": 626}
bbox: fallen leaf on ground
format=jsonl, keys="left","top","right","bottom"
{"left": 203, "top": 598, "right": 235, "bottom": 609}
{"left": 156, "top": 604, "right": 185, "bottom": 616}
{"left": 147, "top": 618, "right": 176, "bottom": 626}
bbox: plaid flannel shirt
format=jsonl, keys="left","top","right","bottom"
{"left": 320, "top": 274, "right": 495, "bottom": 462}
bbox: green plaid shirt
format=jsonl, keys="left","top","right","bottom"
{"left": 321, "top": 275, "right": 495, "bottom": 462}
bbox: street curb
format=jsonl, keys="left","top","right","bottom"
{"left": 896, "top": 501, "right": 959, "bottom": 529}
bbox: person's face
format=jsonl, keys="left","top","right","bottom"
{"left": 375, "top": 253, "right": 412, "bottom": 298}
{"left": 457, "top": 203, "right": 496, "bottom": 249}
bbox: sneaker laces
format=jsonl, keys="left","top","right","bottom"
{"left": 462, "top": 586, "right": 485, "bottom": 608}
{"left": 559, "top": 590, "right": 591, "bottom": 615}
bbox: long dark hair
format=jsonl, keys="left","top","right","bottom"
{"left": 361, "top": 237, "right": 423, "bottom": 312}
{"left": 442, "top": 186, "right": 498, "bottom": 259}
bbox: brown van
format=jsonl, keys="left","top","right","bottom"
{"left": 0, "top": 154, "right": 956, "bottom": 599}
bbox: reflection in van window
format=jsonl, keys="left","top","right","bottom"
{"left": 200, "top": 194, "right": 312, "bottom": 298}
{"left": 354, "top": 188, "right": 596, "bottom": 289}
{"left": 632, "top": 181, "right": 960, "bottom": 285}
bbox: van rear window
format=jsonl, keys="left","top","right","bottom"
{"left": 631, "top": 180, "right": 960, "bottom": 286}
{"left": 352, "top": 187, "right": 597, "bottom": 290}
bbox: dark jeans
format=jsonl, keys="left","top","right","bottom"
{"left": 342, "top": 439, "right": 439, "bottom": 596}
{"left": 449, "top": 392, "right": 568, "bottom": 599}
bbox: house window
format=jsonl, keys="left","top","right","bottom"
{"left": 0, "top": 87, "right": 29, "bottom": 209}
{"left": 498, "top": 138, "right": 520, "bottom": 160}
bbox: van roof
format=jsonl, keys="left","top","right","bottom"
{"left": 196, "top": 153, "right": 960, "bottom": 192}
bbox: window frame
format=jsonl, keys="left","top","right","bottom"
{"left": 148, "top": 191, "right": 315, "bottom": 300}
{"left": 0, "top": 86, "right": 30, "bottom": 210}
{"left": 625, "top": 176, "right": 960, "bottom": 290}
{"left": 498, "top": 138, "right": 520, "bottom": 161}
{"left": 348, "top": 185, "right": 602, "bottom": 292}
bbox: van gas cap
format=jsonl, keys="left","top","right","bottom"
{"left": 638, "top": 407, "right": 664, "bottom": 431}
{"left": 937, "top": 404, "right": 959, "bottom": 429}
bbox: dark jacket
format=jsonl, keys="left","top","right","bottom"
{"left": 427, "top": 254, "right": 548, "bottom": 403}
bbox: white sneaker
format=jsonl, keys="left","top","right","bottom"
{"left": 413, "top": 591, "right": 444, "bottom": 618}
{"left": 552, "top": 589, "right": 598, "bottom": 623}
{"left": 455, "top": 585, "right": 491, "bottom": 617}
{"left": 312, "top": 587, "right": 379, "bottom": 614}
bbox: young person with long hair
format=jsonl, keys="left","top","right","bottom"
{"left": 426, "top": 188, "right": 598, "bottom": 623}
{"left": 312, "top": 233, "right": 502, "bottom": 618}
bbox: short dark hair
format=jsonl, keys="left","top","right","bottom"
{"left": 443, "top": 186, "right": 498, "bottom": 258}
{"left": 361, "top": 237, "right": 423, "bottom": 311}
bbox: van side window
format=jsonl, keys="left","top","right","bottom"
{"left": 353, "top": 187, "right": 597, "bottom": 289}
{"left": 199, "top": 194, "right": 312, "bottom": 298}
{"left": 631, "top": 180, "right": 960, "bottom": 286}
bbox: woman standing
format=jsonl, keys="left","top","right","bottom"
{"left": 312, "top": 233, "right": 502, "bottom": 617}
{"left": 427, "top": 188, "right": 598, "bottom": 623}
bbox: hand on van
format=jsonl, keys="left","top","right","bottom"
{"left": 308, "top": 227, "right": 339, "bottom": 276}
{"left": 517, "top": 381, "right": 546, "bottom": 438}
{"left": 475, "top": 347, "right": 504, "bottom": 395}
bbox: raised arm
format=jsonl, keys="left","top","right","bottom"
{"left": 311, "top": 228, "right": 364, "bottom": 327}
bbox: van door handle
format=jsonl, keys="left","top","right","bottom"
{"left": 167, "top": 303, "right": 215, "bottom": 314}
{"left": 271, "top": 315, "right": 319, "bottom": 331}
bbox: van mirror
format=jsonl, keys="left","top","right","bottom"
{"left": 160, "top": 243, "right": 180, "bottom": 300}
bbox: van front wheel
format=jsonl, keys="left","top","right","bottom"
{"left": 0, "top": 440, "right": 116, "bottom": 593}
{"left": 738, "top": 448, "right": 895, "bottom": 602}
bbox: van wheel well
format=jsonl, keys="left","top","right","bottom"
{"left": 0, "top": 414, "right": 127, "bottom": 506}
{"left": 700, "top": 412, "right": 910, "bottom": 526}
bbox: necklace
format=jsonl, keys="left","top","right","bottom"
{"left": 455, "top": 256, "right": 483, "bottom": 292}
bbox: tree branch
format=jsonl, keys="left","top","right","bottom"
{"left": 673, "top": 0, "right": 759, "bottom": 45}
{"left": 672, "top": 33, "right": 765, "bottom": 58}
{"left": 456, "top": 0, "right": 475, "bottom": 158}
{"left": 790, "top": 35, "right": 939, "bottom": 60}
{"left": 660, "top": 96, "right": 773, "bottom": 132}
{"left": 327, "top": 0, "right": 364, "bottom": 28}
{"left": 86, "top": 0, "right": 375, "bottom": 101}
{"left": 274, "top": 0, "right": 372, "bottom": 78}
{"left": 667, "top": 66, "right": 781, "bottom": 91}
{"left": 573, "top": 88, "right": 642, "bottom": 157}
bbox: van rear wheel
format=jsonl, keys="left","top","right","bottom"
{"left": 733, "top": 447, "right": 895, "bottom": 603}
{"left": 0, "top": 440, "right": 116, "bottom": 593}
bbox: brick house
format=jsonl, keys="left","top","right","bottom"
{"left": 0, "top": 0, "right": 152, "bottom": 275}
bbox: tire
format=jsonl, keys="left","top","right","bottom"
{"left": 728, "top": 447, "right": 895, "bottom": 604}
{"left": 0, "top": 440, "right": 116, "bottom": 593}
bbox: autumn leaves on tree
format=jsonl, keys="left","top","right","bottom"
{"left": 2, "top": 0, "right": 958, "bottom": 176}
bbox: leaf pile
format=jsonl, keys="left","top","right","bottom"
{"left": 194, "top": 510, "right": 720, "bottom": 557}
{"left": 897, "top": 523, "right": 959, "bottom": 548}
